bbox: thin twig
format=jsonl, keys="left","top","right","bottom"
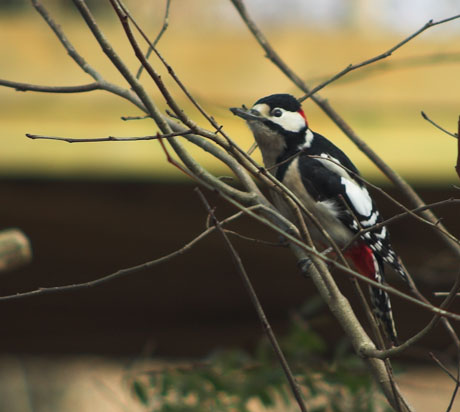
{"left": 430, "top": 349, "right": 459, "bottom": 412}
{"left": 457, "top": 116, "right": 460, "bottom": 180}
{"left": 135, "top": 0, "right": 171, "bottom": 80}
{"left": 421, "top": 111, "right": 459, "bottom": 138}
{"left": 304, "top": 52, "right": 460, "bottom": 89}
{"left": 71, "top": 0, "right": 255, "bottom": 203}
{"left": 195, "top": 188, "right": 308, "bottom": 412}
{"left": 25, "top": 130, "right": 192, "bottom": 143}
{"left": 447, "top": 364, "right": 460, "bottom": 412}
{"left": 31, "top": 0, "right": 146, "bottom": 112}
{"left": 354, "top": 198, "right": 459, "bottom": 239}
{"left": 429, "top": 352, "right": 459, "bottom": 383}
{"left": 223, "top": 229, "right": 286, "bottom": 247}
{"left": 116, "top": 1, "right": 232, "bottom": 144}
{"left": 121, "top": 114, "right": 151, "bottom": 121}
{"left": 435, "top": 292, "right": 460, "bottom": 297}
{"left": 32, "top": 0, "right": 103, "bottom": 81}
{"left": 363, "top": 272, "right": 460, "bottom": 360}
{"left": 219, "top": 193, "right": 460, "bottom": 323}
{"left": 0, "top": 208, "right": 254, "bottom": 303}
{"left": 299, "top": 14, "right": 460, "bottom": 102}
{"left": 0, "top": 79, "right": 101, "bottom": 93}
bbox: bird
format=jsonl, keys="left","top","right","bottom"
{"left": 230, "top": 93, "right": 408, "bottom": 345}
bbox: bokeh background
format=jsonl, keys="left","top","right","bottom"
{"left": 0, "top": 0, "right": 459, "bottom": 411}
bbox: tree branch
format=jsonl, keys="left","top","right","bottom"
{"left": 0, "top": 79, "right": 101, "bottom": 93}
{"left": 363, "top": 272, "right": 460, "bottom": 359}
{"left": 222, "top": 193, "right": 460, "bottom": 322}
{"left": 134, "top": 0, "right": 171, "bottom": 80}
{"left": 421, "top": 111, "right": 459, "bottom": 139}
{"left": 195, "top": 188, "right": 309, "bottom": 412}
{"left": 299, "top": 14, "right": 460, "bottom": 102}
{"left": 25, "top": 130, "right": 192, "bottom": 143}
{"left": 457, "top": 116, "right": 460, "bottom": 180}
{"left": 0, "top": 208, "right": 255, "bottom": 302}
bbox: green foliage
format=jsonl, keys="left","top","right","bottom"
{"left": 130, "top": 306, "right": 388, "bottom": 411}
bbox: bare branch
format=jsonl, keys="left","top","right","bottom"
{"left": 429, "top": 352, "right": 459, "bottom": 383}
{"left": 30, "top": 0, "right": 147, "bottom": 112}
{"left": 0, "top": 79, "right": 100, "bottom": 93}
{"left": 457, "top": 116, "right": 460, "bottom": 180}
{"left": 25, "top": 130, "right": 192, "bottom": 143}
{"left": 435, "top": 292, "right": 460, "bottom": 297}
{"left": 429, "top": 351, "right": 460, "bottom": 412}
{"left": 219, "top": 192, "right": 460, "bottom": 323}
{"left": 223, "top": 229, "right": 287, "bottom": 247}
{"left": 305, "top": 52, "right": 460, "bottom": 89}
{"left": 364, "top": 272, "right": 460, "bottom": 359}
{"left": 195, "top": 188, "right": 308, "bottom": 412}
{"left": 0, "top": 208, "right": 255, "bottom": 303}
{"left": 134, "top": 0, "right": 171, "bottom": 80}
{"left": 121, "top": 114, "right": 151, "bottom": 121}
{"left": 67, "top": 0, "right": 256, "bottom": 204}
{"left": 31, "top": 0, "right": 103, "bottom": 81}
{"left": 299, "top": 14, "right": 460, "bottom": 102}
{"left": 345, "top": 197, "right": 460, "bottom": 250}
{"left": 421, "top": 111, "right": 459, "bottom": 139}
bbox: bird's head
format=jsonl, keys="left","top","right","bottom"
{"left": 230, "top": 93, "right": 308, "bottom": 135}
{"left": 230, "top": 94, "right": 310, "bottom": 165}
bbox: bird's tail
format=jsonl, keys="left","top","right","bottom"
{"left": 383, "top": 248, "right": 409, "bottom": 284}
{"left": 346, "top": 243, "right": 398, "bottom": 345}
{"left": 369, "top": 284, "right": 398, "bottom": 345}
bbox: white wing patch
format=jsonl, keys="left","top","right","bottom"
{"left": 375, "top": 226, "right": 387, "bottom": 238}
{"left": 318, "top": 153, "right": 352, "bottom": 181}
{"left": 361, "top": 211, "right": 379, "bottom": 227}
{"left": 340, "top": 177, "right": 373, "bottom": 217}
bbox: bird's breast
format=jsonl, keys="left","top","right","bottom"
{"left": 273, "top": 157, "right": 353, "bottom": 246}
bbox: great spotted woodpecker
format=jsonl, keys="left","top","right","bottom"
{"left": 231, "top": 93, "right": 408, "bottom": 345}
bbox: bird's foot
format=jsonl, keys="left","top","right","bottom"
{"left": 298, "top": 247, "right": 333, "bottom": 276}
{"left": 298, "top": 257, "right": 314, "bottom": 277}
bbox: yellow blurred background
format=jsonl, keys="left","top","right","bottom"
{"left": 0, "top": 2, "right": 459, "bottom": 184}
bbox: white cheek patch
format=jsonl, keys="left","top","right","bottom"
{"left": 270, "top": 110, "right": 306, "bottom": 133}
{"left": 252, "top": 104, "right": 306, "bottom": 133}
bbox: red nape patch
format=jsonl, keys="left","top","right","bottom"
{"left": 298, "top": 109, "right": 308, "bottom": 127}
{"left": 345, "top": 243, "right": 376, "bottom": 279}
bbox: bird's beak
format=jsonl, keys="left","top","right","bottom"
{"left": 230, "top": 106, "right": 263, "bottom": 122}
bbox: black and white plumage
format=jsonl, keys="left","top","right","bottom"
{"left": 231, "top": 93, "right": 408, "bottom": 344}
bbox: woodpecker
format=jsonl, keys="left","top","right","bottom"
{"left": 231, "top": 93, "right": 408, "bottom": 345}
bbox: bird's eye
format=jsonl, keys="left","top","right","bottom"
{"left": 271, "top": 108, "right": 283, "bottom": 117}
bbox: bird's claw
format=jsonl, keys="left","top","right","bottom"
{"left": 298, "top": 257, "right": 314, "bottom": 276}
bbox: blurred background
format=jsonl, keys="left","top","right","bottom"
{"left": 0, "top": 0, "right": 459, "bottom": 411}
